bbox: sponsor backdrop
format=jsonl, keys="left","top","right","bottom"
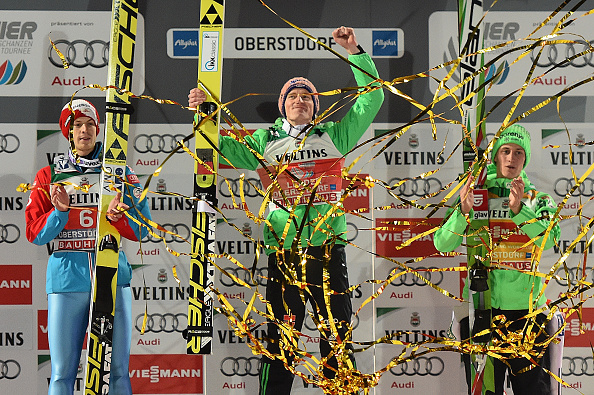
{"left": 1, "top": 1, "right": 594, "bottom": 394}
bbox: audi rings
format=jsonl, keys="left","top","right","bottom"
{"left": 142, "top": 223, "right": 190, "bottom": 243}
{"left": 133, "top": 134, "right": 186, "bottom": 154}
{"left": 346, "top": 222, "right": 358, "bottom": 242}
{"left": 554, "top": 177, "right": 594, "bottom": 197}
{"left": 220, "top": 356, "right": 261, "bottom": 377}
{"left": 563, "top": 356, "right": 594, "bottom": 376}
{"left": 389, "top": 266, "right": 444, "bottom": 287}
{"left": 135, "top": 313, "right": 187, "bottom": 333}
{"left": 303, "top": 312, "right": 359, "bottom": 332}
{"left": 219, "top": 178, "right": 263, "bottom": 198}
{"left": 531, "top": 41, "right": 594, "bottom": 68}
{"left": 48, "top": 39, "right": 109, "bottom": 68}
{"left": 554, "top": 266, "right": 593, "bottom": 286}
{"left": 0, "top": 359, "right": 21, "bottom": 379}
{"left": 219, "top": 267, "right": 268, "bottom": 287}
{"left": 0, "top": 134, "right": 19, "bottom": 153}
{"left": 388, "top": 177, "right": 442, "bottom": 198}
{"left": 390, "top": 356, "right": 444, "bottom": 376}
{"left": 0, "top": 224, "right": 20, "bottom": 244}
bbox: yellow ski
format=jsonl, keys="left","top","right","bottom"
{"left": 186, "top": 0, "right": 225, "bottom": 355}
{"left": 84, "top": 0, "right": 138, "bottom": 393}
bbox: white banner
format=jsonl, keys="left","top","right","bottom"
{"left": 167, "top": 28, "right": 404, "bottom": 59}
{"left": 429, "top": 11, "right": 594, "bottom": 97}
{"left": 0, "top": 11, "right": 145, "bottom": 97}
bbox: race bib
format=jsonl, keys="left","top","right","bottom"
{"left": 258, "top": 157, "right": 345, "bottom": 207}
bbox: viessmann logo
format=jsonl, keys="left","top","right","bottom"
{"left": 0, "top": 264, "right": 32, "bottom": 305}
{"left": 375, "top": 218, "right": 441, "bottom": 258}
{"left": 565, "top": 307, "right": 594, "bottom": 348}
{"left": 129, "top": 354, "right": 203, "bottom": 394}
{"left": 38, "top": 310, "right": 49, "bottom": 350}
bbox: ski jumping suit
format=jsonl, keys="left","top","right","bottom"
{"left": 25, "top": 142, "right": 151, "bottom": 395}
{"left": 434, "top": 164, "right": 560, "bottom": 395}
{"left": 217, "top": 52, "right": 383, "bottom": 394}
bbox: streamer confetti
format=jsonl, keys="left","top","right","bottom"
{"left": 17, "top": 1, "right": 594, "bottom": 393}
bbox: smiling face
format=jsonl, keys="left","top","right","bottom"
{"left": 494, "top": 143, "right": 525, "bottom": 179}
{"left": 284, "top": 88, "right": 315, "bottom": 126}
{"left": 72, "top": 116, "right": 97, "bottom": 156}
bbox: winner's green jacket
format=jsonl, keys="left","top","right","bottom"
{"left": 434, "top": 164, "right": 560, "bottom": 310}
{"left": 218, "top": 53, "right": 383, "bottom": 254}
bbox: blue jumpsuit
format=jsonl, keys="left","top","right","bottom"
{"left": 26, "top": 143, "right": 151, "bottom": 395}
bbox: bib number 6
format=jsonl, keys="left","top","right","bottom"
{"left": 80, "top": 209, "right": 96, "bottom": 228}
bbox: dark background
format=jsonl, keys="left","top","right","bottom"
{"left": 1, "top": 0, "right": 591, "bottom": 127}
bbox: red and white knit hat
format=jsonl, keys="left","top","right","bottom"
{"left": 59, "top": 99, "right": 100, "bottom": 139}
{"left": 278, "top": 77, "right": 319, "bottom": 119}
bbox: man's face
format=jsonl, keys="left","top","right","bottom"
{"left": 72, "top": 116, "right": 97, "bottom": 156}
{"left": 494, "top": 143, "right": 525, "bottom": 179}
{"left": 284, "top": 88, "right": 314, "bottom": 126}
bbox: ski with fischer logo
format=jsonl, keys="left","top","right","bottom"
{"left": 83, "top": 0, "right": 138, "bottom": 393}
{"left": 458, "top": 0, "right": 493, "bottom": 394}
{"left": 185, "top": 0, "right": 225, "bottom": 355}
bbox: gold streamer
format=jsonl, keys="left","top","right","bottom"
{"left": 16, "top": 2, "right": 594, "bottom": 393}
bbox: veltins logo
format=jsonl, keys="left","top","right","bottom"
{"left": 0, "top": 60, "right": 27, "bottom": 85}
{"left": 173, "top": 30, "right": 199, "bottom": 57}
{"left": 372, "top": 30, "right": 399, "bottom": 57}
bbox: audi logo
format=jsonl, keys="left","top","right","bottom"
{"left": 219, "top": 267, "right": 268, "bottom": 287}
{"left": 219, "top": 178, "right": 263, "bottom": 198}
{"left": 135, "top": 313, "right": 187, "bottom": 333}
{"left": 303, "top": 312, "right": 360, "bottom": 332}
{"left": 554, "top": 177, "right": 594, "bottom": 197}
{"left": 346, "top": 222, "right": 358, "bottom": 242}
{"left": 0, "top": 224, "right": 20, "bottom": 244}
{"left": 554, "top": 266, "right": 593, "bottom": 286}
{"left": 389, "top": 356, "right": 444, "bottom": 376}
{"left": 220, "top": 356, "right": 260, "bottom": 377}
{"left": 531, "top": 41, "right": 594, "bottom": 68}
{"left": 0, "top": 359, "right": 21, "bottom": 379}
{"left": 133, "top": 134, "right": 186, "bottom": 154}
{"left": 142, "top": 223, "right": 190, "bottom": 243}
{"left": 387, "top": 177, "right": 443, "bottom": 198}
{"left": 0, "top": 134, "right": 19, "bottom": 153}
{"left": 48, "top": 39, "right": 109, "bottom": 68}
{"left": 563, "top": 356, "right": 594, "bottom": 376}
{"left": 389, "top": 266, "right": 444, "bottom": 287}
